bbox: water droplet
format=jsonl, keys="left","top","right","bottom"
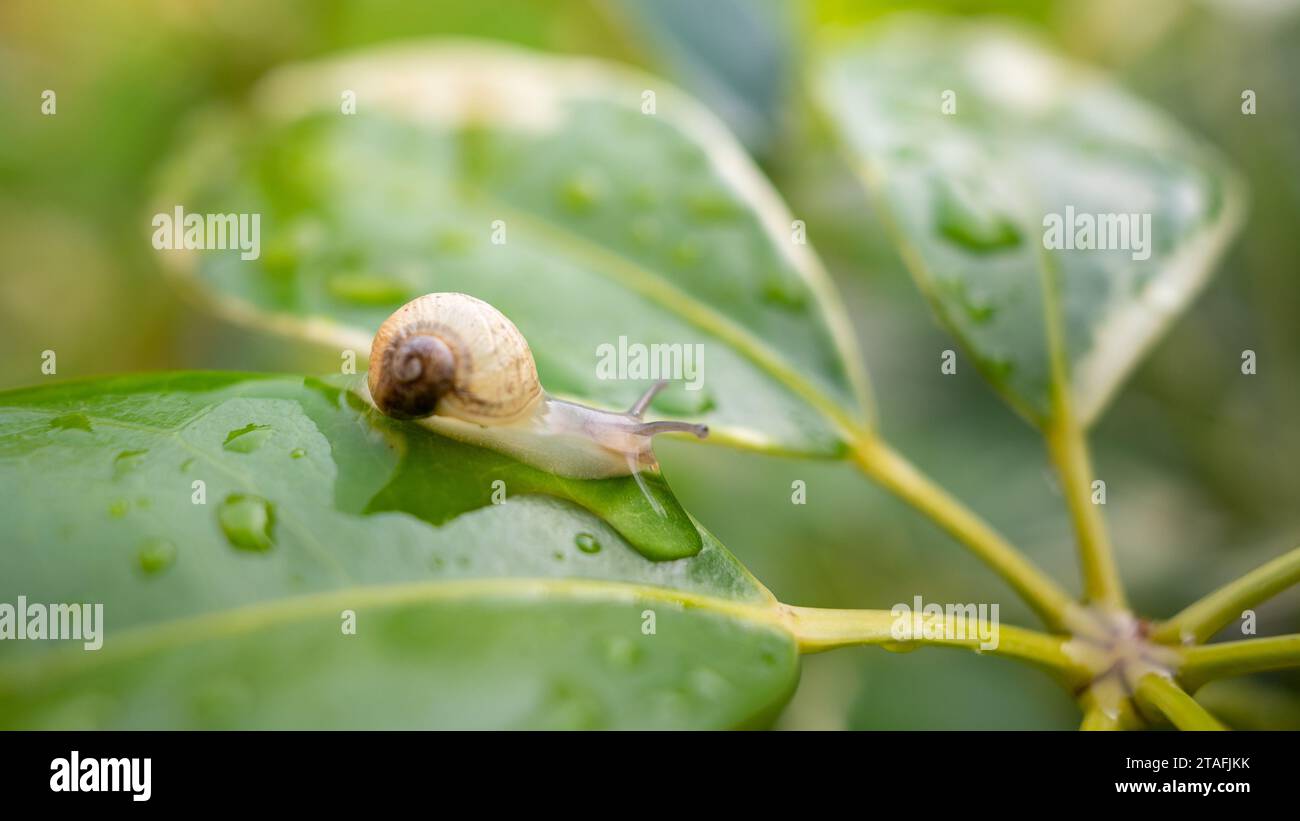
{"left": 289, "top": 447, "right": 306, "bottom": 459}
{"left": 945, "top": 279, "right": 997, "bottom": 324}
{"left": 223, "top": 423, "right": 272, "bottom": 454}
{"left": 934, "top": 179, "right": 1022, "bottom": 252}
{"left": 217, "top": 494, "right": 275, "bottom": 553}
{"left": 982, "top": 355, "right": 1016, "bottom": 380}
{"left": 49, "top": 413, "right": 92, "bottom": 432}
{"left": 603, "top": 636, "right": 641, "bottom": 669}
{"left": 560, "top": 170, "right": 604, "bottom": 213}
{"left": 137, "top": 538, "right": 177, "bottom": 575}
{"left": 672, "top": 240, "right": 700, "bottom": 267}
{"left": 966, "top": 301, "right": 996, "bottom": 323}
{"left": 112, "top": 449, "right": 147, "bottom": 479}
{"left": 574, "top": 532, "right": 601, "bottom": 554}
{"left": 434, "top": 228, "right": 473, "bottom": 254}
{"left": 179, "top": 457, "right": 196, "bottom": 472}
{"left": 326, "top": 274, "right": 409, "bottom": 306}
{"left": 552, "top": 551, "right": 565, "bottom": 561}
{"left": 108, "top": 498, "right": 130, "bottom": 518}
{"left": 685, "top": 190, "right": 742, "bottom": 221}
{"left": 761, "top": 276, "right": 808, "bottom": 310}
{"left": 882, "top": 641, "right": 920, "bottom": 654}
{"left": 687, "top": 667, "right": 730, "bottom": 700}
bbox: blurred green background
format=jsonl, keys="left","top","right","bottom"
{"left": 2, "top": 0, "right": 1297, "bottom": 728}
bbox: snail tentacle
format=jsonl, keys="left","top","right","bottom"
{"left": 628, "top": 379, "right": 668, "bottom": 418}
{"left": 635, "top": 420, "right": 710, "bottom": 439}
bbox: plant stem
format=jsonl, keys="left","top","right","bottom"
{"left": 1178, "top": 634, "right": 1300, "bottom": 690}
{"left": 1044, "top": 404, "right": 1126, "bottom": 610}
{"left": 1134, "top": 674, "right": 1226, "bottom": 730}
{"left": 850, "top": 434, "right": 1074, "bottom": 629}
{"left": 1079, "top": 705, "right": 1122, "bottom": 730}
{"left": 1037, "top": 245, "right": 1125, "bottom": 610}
{"left": 1152, "top": 545, "right": 1300, "bottom": 644}
{"left": 779, "top": 603, "right": 1084, "bottom": 680}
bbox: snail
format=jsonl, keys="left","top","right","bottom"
{"left": 364, "top": 292, "right": 708, "bottom": 509}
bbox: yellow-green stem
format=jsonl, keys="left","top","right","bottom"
{"left": 1045, "top": 407, "right": 1126, "bottom": 610}
{"left": 779, "top": 603, "right": 1083, "bottom": 681}
{"left": 1038, "top": 244, "right": 1124, "bottom": 610}
{"left": 1079, "top": 705, "right": 1122, "bottom": 730}
{"left": 1153, "top": 545, "right": 1300, "bottom": 644}
{"left": 851, "top": 434, "right": 1074, "bottom": 630}
{"left": 1135, "top": 674, "right": 1226, "bottom": 730}
{"left": 1178, "top": 634, "right": 1300, "bottom": 690}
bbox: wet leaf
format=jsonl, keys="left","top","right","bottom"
{"left": 0, "top": 374, "right": 797, "bottom": 729}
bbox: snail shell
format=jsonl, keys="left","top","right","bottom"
{"left": 364, "top": 293, "right": 708, "bottom": 488}
{"left": 367, "top": 292, "right": 542, "bottom": 425}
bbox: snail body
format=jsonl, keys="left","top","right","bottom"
{"left": 366, "top": 293, "right": 707, "bottom": 483}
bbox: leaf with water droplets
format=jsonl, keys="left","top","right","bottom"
{"left": 0, "top": 373, "right": 798, "bottom": 729}
{"left": 155, "top": 42, "right": 871, "bottom": 456}
{"left": 817, "top": 17, "right": 1244, "bottom": 428}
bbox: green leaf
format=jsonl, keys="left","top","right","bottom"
{"left": 154, "top": 42, "right": 871, "bottom": 456}
{"left": 817, "top": 17, "right": 1244, "bottom": 428}
{"left": 0, "top": 374, "right": 797, "bottom": 729}
{"left": 605, "top": 0, "right": 795, "bottom": 155}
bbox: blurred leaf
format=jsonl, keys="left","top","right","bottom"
{"left": 604, "top": 0, "right": 795, "bottom": 154}
{"left": 817, "top": 16, "right": 1244, "bottom": 428}
{"left": 845, "top": 645, "right": 1078, "bottom": 730}
{"left": 0, "top": 373, "right": 797, "bottom": 729}
{"left": 1194, "top": 678, "right": 1300, "bottom": 730}
{"left": 155, "top": 42, "right": 871, "bottom": 457}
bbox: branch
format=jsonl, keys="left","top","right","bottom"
{"left": 1077, "top": 690, "right": 1145, "bottom": 730}
{"left": 1038, "top": 246, "right": 1125, "bottom": 609}
{"left": 1079, "top": 706, "right": 1122, "bottom": 730}
{"left": 1178, "top": 634, "right": 1300, "bottom": 690}
{"left": 850, "top": 435, "right": 1074, "bottom": 630}
{"left": 1044, "top": 409, "right": 1126, "bottom": 609}
{"left": 780, "top": 603, "right": 1083, "bottom": 680}
{"left": 1135, "top": 674, "right": 1226, "bottom": 730}
{"left": 1152, "top": 545, "right": 1300, "bottom": 644}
